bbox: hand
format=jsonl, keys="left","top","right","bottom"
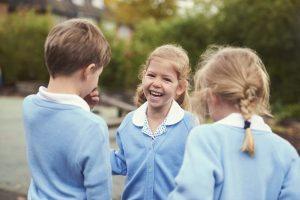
{"left": 84, "top": 88, "right": 100, "bottom": 110}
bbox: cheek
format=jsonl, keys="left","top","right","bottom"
{"left": 94, "top": 76, "right": 100, "bottom": 84}
{"left": 141, "top": 81, "right": 148, "bottom": 94}
{"left": 142, "top": 78, "right": 150, "bottom": 88}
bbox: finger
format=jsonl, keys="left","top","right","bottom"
{"left": 90, "top": 88, "right": 99, "bottom": 97}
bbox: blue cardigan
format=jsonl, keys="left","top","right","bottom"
{"left": 169, "top": 113, "right": 300, "bottom": 200}
{"left": 23, "top": 94, "right": 112, "bottom": 200}
{"left": 111, "top": 102, "right": 197, "bottom": 200}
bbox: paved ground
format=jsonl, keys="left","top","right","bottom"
{"left": 0, "top": 96, "right": 124, "bottom": 200}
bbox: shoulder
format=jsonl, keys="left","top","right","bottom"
{"left": 185, "top": 124, "right": 225, "bottom": 156}
{"left": 24, "top": 94, "right": 36, "bottom": 101}
{"left": 23, "top": 94, "right": 37, "bottom": 105}
{"left": 188, "top": 123, "right": 225, "bottom": 144}
{"left": 69, "top": 110, "right": 109, "bottom": 141}
{"left": 82, "top": 112, "right": 107, "bottom": 129}
{"left": 191, "top": 123, "right": 230, "bottom": 134}
{"left": 89, "top": 113, "right": 108, "bottom": 130}
{"left": 269, "top": 132, "right": 299, "bottom": 160}
{"left": 117, "top": 111, "right": 135, "bottom": 131}
{"left": 182, "top": 111, "right": 199, "bottom": 129}
{"left": 23, "top": 95, "right": 45, "bottom": 116}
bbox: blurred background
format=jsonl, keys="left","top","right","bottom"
{"left": 0, "top": 0, "right": 299, "bottom": 199}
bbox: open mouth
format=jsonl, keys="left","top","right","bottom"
{"left": 150, "top": 90, "right": 163, "bottom": 97}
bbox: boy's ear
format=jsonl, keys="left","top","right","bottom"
{"left": 176, "top": 80, "right": 187, "bottom": 96}
{"left": 82, "top": 63, "right": 96, "bottom": 79}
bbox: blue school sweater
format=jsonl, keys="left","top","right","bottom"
{"left": 23, "top": 89, "right": 112, "bottom": 200}
{"left": 168, "top": 113, "right": 300, "bottom": 200}
{"left": 111, "top": 101, "right": 198, "bottom": 200}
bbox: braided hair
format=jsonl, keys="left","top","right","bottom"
{"left": 193, "top": 45, "right": 271, "bottom": 156}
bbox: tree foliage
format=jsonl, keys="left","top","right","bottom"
{"left": 104, "top": 0, "right": 177, "bottom": 27}
{"left": 1, "top": 0, "right": 299, "bottom": 118}
{"left": 0, "top": 11, "right": 52, "bottom": 84}
{"left": 210, "top": 0, "right": 300, "bottom": 105}
{"left": 101, "top": 0, "right": 300, "bottom": 118}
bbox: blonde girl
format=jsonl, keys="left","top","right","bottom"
{"left": 169, "top": 46, "right": 300, "bottom": 200}
{"left": 111, "top": 44, "right": 198, "bottom": 200}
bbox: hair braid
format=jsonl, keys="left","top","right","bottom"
{"left": 134, "top": 84, "right": 147, "bottom": 107}
{"left": 240, "top": 86, "right": 257, "bottom": 156}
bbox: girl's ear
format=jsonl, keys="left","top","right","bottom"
{"left": 207, "top": 90, "right": 219, "bottom": 107}
{"left": 176, "top": 80, "right": 187, "bottom": 97}
{"left": 82, "top": 63, "right": 96, "bottom": 79}
{"left": 207, "top": 90, "right": 218, "bottom": 105}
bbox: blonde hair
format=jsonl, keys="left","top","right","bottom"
{"left": 134, "top": 44, "right": 191, "bottom": 110}
{"left": 45, "top": 18, "right": 111, "bottom": 78}
{"left": 192, "top": 45, "right": 271, "bottom": 156}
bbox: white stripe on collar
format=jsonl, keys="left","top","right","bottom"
{"left": 37, "top": 86, "right": 90, "bottom": 112}
{"left": 132, "top": 100, "right": 184, "bottom": 126}
{"left": 216, "top": 113, "right": 272, "bottom": 132}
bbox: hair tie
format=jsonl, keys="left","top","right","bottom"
{"left": 244, "top": 120, "right": 251, "bottom": 129}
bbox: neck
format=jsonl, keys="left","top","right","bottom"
{"left": 147, "top": 103, "right": 172, "bottom": 122}
{"left": 47, "top": 75, "right": 82, "bottom": 96}
{"left": 146, "top": 103, "right": 172, "bottom": 134}
{"left": 213, "top": 102, "right": 240, "bottom": 121}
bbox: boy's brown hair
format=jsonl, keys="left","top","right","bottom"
{"left": 45, "top": 18, "right": 111, "bottom": 78}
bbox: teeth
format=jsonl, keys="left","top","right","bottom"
{"left": 150, "top": 91, "right": 163, "bottom": 97}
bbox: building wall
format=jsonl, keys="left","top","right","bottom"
{"left": 0, "top": 3, "right": 8, "bottom": 15}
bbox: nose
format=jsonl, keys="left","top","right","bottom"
{"left": 152, "top": 77, "right": 162, "bottom": 87}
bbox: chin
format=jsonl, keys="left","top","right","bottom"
{"left": 148, "top": 101, "right": 161, "bottom": 107}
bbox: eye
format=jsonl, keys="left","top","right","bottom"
{"left": 164, "top": 78, "right": 172, "bottom": 82}
{"left": 146, "top": 73, "right": 155, "bottom": 78}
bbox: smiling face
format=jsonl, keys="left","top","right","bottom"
{"left": 142, "top": 57, "right": 185, "bottom": 113}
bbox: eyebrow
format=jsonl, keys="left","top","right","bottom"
{"left": 162, "top": 74, "right": 174, "bottom": 78}
{"left": 146, "top": 69, "right": 177, "bottom": 79}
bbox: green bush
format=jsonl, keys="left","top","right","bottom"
{"left": 211, "top": 0, "right": 300, "bottom": 105}
{"left": 1, "top": 3, "right": 299, "bottom": 120}
{"left": 101, "top": 16, "right": 212, "bottom": 91}
{"left": 99, "top": 25, "right": 139, "bottom": 90}
{"left": 0, "top": 11, "right": 53, "bottom": 85}
{"left": 273, "top": 102, "right": 300, "bottom": 122}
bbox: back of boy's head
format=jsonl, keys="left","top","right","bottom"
{"left": 193, "top": 45, "right": 271, "bottom": 156}
{"left": 45, "top": 18, "right": 111, "bottom": 78}
{"left": 134, "top": 44, "right": 191, "bottom": 110}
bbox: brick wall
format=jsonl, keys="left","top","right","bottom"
{"left": 0, "top": 3, "right": 8, "bottom": 15}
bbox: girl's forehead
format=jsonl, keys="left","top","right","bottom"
{"left": 147, "top": 57, "right": 177, "bottom": 70}
{"left": 147, "top": 62, "right": 177, "bottom": 77}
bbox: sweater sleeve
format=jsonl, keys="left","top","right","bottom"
{"left": 278, "top": 153, "right": 300, "bottom": 200}
{"left": 168, "top": 127, "right": 223, "bottom": 200}
{"left": 110, "top": 128, "right": 127, "bottom": 175}
{"left": 76, "top": 122, "right": 112, "bottom": 200}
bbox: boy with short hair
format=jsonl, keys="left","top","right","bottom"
{"left": 23, "top": 18, "right": 112, "bottom": 199}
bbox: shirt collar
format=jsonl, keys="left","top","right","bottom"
{"left": 216, "top": 113, "right": 272, "bottom": 132}
{"left": 132, "top": 100, "right": 184, "bottom": 126}
{"left": 142, "top": 117, "right": 167, "bottom": 139}
{"left": 37, "top": 86, "right": 90, "bottom": 112}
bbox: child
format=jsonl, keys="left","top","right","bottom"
{"left": 23, "top": 19, "right": 112, "bottom": 200}
{"left": 111, "top": 44, "right": 198, "bottom": 200}
{"left": 168, "top": 46, "right": 300, "bottom": 199}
